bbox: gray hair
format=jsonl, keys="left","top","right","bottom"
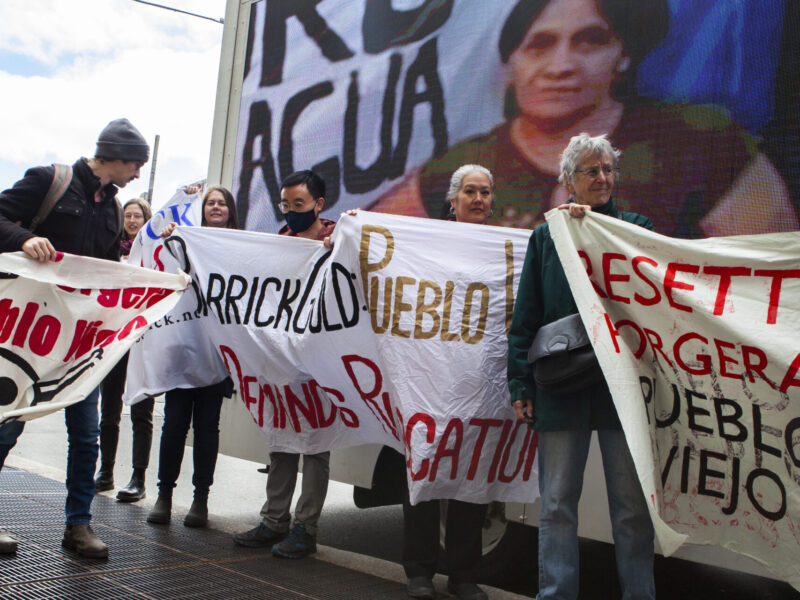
{"left": 446, "top": 164, "right": 494, "bottom": 202}
{"left": 558, "top": 133, "right": 621, "bottom": 185}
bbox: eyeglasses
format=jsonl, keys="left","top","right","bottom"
{"left": 277, "top": 199, "right": 316, "bottom": 214}
{"left": 575, "top": 165, "right": 617, "bottom": 179}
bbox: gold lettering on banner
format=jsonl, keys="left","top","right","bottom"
{"left": 461, "top": 282, "right": 489, "bottom": 344}
{"left": 414, "top": 280, "right": 442, "bottom": 339}
{"left": 359, "top": 225, "right": 395, "bottom": 301}
{"left": 391, "top": 276, "right": 416, "bottom": 338}
{"left": 369, "top": 276, "right": 393, "bottom": 333}
{"left": 440, "top": 281, "right": 460, "bottom": 342}
{"left": 505, "top": 240, "right": 514, "bottom": 335}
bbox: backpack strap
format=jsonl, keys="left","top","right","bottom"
{"left": 29, "top": 163, "right": 73, "bottom": 233}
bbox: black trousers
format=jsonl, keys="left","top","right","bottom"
{"left": 99, "top": 352, "right": 154, "bottom": 470}
{"left": 156, "top": 385, "right": 223, "bottom": 497}
{"left": 402, "top": 494, "right": 487, "bottom": 584}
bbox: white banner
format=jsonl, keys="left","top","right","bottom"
{"left": 165, "top": 212, "right": 538, "bottom": 505}
{"left": 0, "top": 252, "right": 188, "bottom": 423}
{"left": 548, "top": 208, "right": 800, "bottom": 590}
{"left": 125, "top": 189, "right": 230, "bottom": 403}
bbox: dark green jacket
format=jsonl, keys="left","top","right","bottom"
{"left": 507, "top": 199, "right": 654, "bottom": 431}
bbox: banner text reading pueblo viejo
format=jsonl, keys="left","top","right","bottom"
{"left": 548, "top": 210, "right": 800, "bottom": 590}
{"left": 166, "top": 213, "right": 537, "bottom": 505}
{"left": 0, "top": 252, "right": 188, "bottom": 423}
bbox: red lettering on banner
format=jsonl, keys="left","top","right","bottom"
{"left": 406, "top": 413, "right": 435, "bottom": 481}
{"left": 780, "top": 353, "right": 800, "bottom": 394}
{"left": 663, "top": 263, "right": 698, "bottom": 313}
{"left": 741, "top": 346, "right": 774, "bottom": 388}
{"left": 577, "top": 250, "right": 607, "bottom": 298}
{"left": 602, "top": 253, "right": 630, "bottom": 304}
{"left": 430, "top": 418, "right": 462, "bottom": 481}
{"left": 499, "top": 423, "right": 532, "bottom": 483}
{"left": 64, "top": 319, "right": 102, "bottom": 361}
{"left": 466, "top": 418, "right": 503, "bottom": 480}
{"left": 405, "top": 414, "right": 537, "bottom": 484}
{"left": 341, "top": 354, "right": 399, "bottom": 439}
{"left": 0, "top": 299, "right": 62, "bottom": 356}
{"left": 97, "top": 289, "right": 121, "bottom": 308}
{"left": 487, "top": 420, "right": 513, "bottom": 483}
{"left": 755, "top": 269, "right": 800, "bottom": 324}
{"left": 631, "top": 256, "right": 660, "bottom": 305}
{"left": 703, "top": 266, "right": 751, "bottom": 316}
{"left": 285, "top": 385, "right": 319, "bottom": 430}
{"left": 219, "top": 344, "right": 358, "bottom": 431}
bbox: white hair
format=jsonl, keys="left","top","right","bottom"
{"left": 558, "top": 133, "right": 621, "bottom": 184}
{"left": 446, "top": 164, "right": 494, "bottom": 202}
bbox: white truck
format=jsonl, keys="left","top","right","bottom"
{"left": 204, "top": 0, "right": 789, "bottom": 585}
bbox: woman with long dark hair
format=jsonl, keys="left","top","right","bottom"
{"left": 147, "top": 186, "right": 238, "bottom": 528}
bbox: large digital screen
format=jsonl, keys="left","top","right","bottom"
{"left": 232, "top": 0, "right": 800, "bottom": 238}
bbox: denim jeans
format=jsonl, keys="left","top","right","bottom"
{"left": 537, "top": 429, "right": 655, "bottom": 600}
{"left": 0, "top": 420, "right": 25, "bottom": 468}
{"left": 0, "top": 388, "right": 100, "bottom": 526}
{"left": 64, "top": 386, "right": 101, "bottom": 525}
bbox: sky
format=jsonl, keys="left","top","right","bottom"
{"left": 0, "top": 0, "right": 227, "bottom": 211}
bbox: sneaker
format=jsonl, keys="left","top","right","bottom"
{"left": 233, "top": 522, "right": 286, "bottom": 548}
{"left": 271, "top": 524, "right": 316, "bottom": 558}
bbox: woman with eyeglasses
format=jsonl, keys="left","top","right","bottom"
{"left": 95, "top": 198, "right": 155, "bottom": 503}
{"left": 507, "top": 133, "right": 656, "bottom": 600}
{"left": 147, "top": 186, "right": 237, "bottom": 529}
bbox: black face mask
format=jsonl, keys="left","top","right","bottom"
{"left": 284, "top": 206, "right": 318, "bottom": 233}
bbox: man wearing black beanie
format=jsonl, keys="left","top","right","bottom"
{"left": 0, "top": 118, "right": 150, "bottom": 559}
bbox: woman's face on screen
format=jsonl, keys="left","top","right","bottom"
{"left": 508, "top": 0, "right": 629, "bottom": 124}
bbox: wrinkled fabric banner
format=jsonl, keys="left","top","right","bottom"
{"left": 547, "top": 208, "right": 800, "bottom": 590}
{"left": 166, "top": 212, "right": 538, "bottom": 505}
{"left": 125, "top": 189, "right": 230, "bottom": 403}
{"left": 0, "top": 252, "right": 189, "bottom": 423}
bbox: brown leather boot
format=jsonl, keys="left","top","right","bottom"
{"left": 0, "top": 529, "right": 18, "bottom": 554}
{"left": 62, "top": 524, "right": 108, "bottom": 558}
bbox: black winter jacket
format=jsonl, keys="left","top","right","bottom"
{"left": 0, "top": 158, "right": 121, "bottom": 260}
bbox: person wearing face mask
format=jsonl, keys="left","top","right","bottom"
{"left": 232, "top": 170, "right": 335, "bottom": 559}
{"left": 402, "top": 165, "right": 492, "bottom": 600}
{"left": 94, "top": 198, "right": 156, "bottom": 503}
{"left": 147, "top": 186, "right": 237, "bottom": 529}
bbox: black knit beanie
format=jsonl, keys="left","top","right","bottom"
{"left": 95, "top": 118, "right": 149, "bottom": 162}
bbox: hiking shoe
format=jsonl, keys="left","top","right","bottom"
{"left": 233, "top": 522, "right": 286, "bottom": 548}
{"left": 271, "top": 524, "right": 316, "bottom": 558}
{"left": 62, "top": 524, "right": 108, "bottom": 559}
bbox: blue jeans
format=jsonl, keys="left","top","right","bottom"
{"left": 0, "top": 388, "right": 100, "bottom": 525}
{"left": 537, "top": 429, "right": 655, "bottom": 600}
{"left": 64, "top": 387, "right": 101, "bottom": 525}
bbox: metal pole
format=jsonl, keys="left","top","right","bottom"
{"left": 146, "top": 134, "right": 160, "bottom": 205}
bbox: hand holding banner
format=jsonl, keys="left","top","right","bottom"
{"left": 547, "top": 208, "right": 800, "bottom": 590}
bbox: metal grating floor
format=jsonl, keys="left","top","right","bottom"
{"left": 0, "top": 468, "right": 411, "bottom": 599}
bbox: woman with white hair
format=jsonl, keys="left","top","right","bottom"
{"left": 507, "top": 134, "right": 656, "bottom": 599}
{"left": 403, "top": 164, "right": 492, "bottom": 600}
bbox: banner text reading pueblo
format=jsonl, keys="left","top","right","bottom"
{"left": 586, "top": 249, "right": 800, "bottom": 518}
{"left": 189, "top": 226, "right": 511, "bottom": 344}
